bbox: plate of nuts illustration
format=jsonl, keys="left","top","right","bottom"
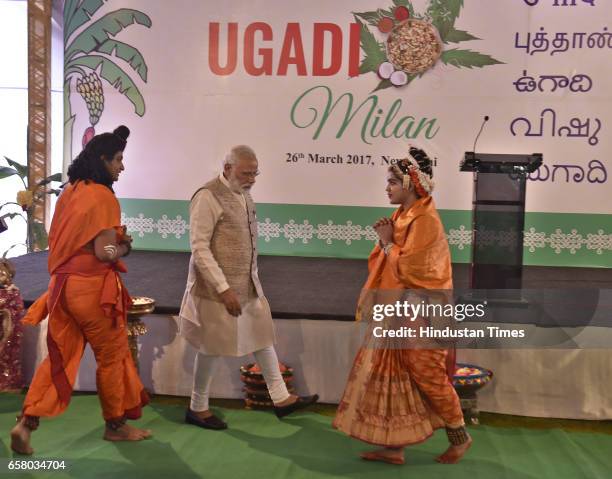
{"left": 386, "top": 19, "right": 443, "bottom": 77}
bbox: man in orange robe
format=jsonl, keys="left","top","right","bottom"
{"left": 10, "top": 126, "right": 150, "bottom": 455}
{"left": 333, "top": 146, "right": 471, "bottom": 465}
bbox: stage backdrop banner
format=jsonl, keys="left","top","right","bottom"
{"left": 63, "top": 0, "right": 611, "bottom": 267}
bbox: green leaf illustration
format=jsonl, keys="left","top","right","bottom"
{"left": 444, "top": 28, "right": 480, "bottom": 44}
{"left": 372, "top": 73, "right": 416, "bottom": 93}
{"left": 353, "top": 10, "right": 382, "bottom": 27}
{"left": 74, "top": 39, "right": 148, "bottom": 82}
{"left": 63, "top": 0, "right": 80, "bottom": 33}
{"left": 66, "top": 55, "right": 146, "bottom": 116}
{"left": 427, "top": 0, "right": 464, "bottom": 41}
{"left": 355, "top": 18, "right": 387, "bottom": 75}
{"left": 377, "top": 8, "right": 394, "bottom": 18}
{"left": 354, "top": 2, "right": 420, "bottom": 30}
{"left": 63, "top": 112, "right": 76, "bottom": 173}
{"left": 353, "top": 9, "right": 393, "bottom": 27}
{"left": 0, "top": 166, "right": 19, "bottom": 181}
{"left": 65, "top": 9, "right": 152, "bottom": 64}
{"left": 373, "top": 79, "right": 393, "bottom": 92}
{"left": 440, "top": 49, "right": 504, "bottom": 69}
{"left": 65, "top": 0, "right": 110, "bottom": 44}
{"left": 4, "top": 158, "right": 27, "bottom": 179}
{"left": 359, "top": 53, "right": 387, "bottom": 75}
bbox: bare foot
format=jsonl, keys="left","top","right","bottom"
{"left": 274, "top": 394, "right": 298, "bottom": 407}
{"left": 10, "top": 421, "right": 33, "bottom": 455}
{"left": 360, "top": 448, "right": 405, "bottom": 465}
{"left": 103, "top": 423, "right": 152, "bottom": 442}
{"left": 436, "top": 436, "right": 473, "bottom": 464}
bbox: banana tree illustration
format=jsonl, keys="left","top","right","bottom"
{"left": 63, "top": 0, "right": 152, "bottom": 170}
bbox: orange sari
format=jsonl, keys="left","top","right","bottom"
{"left": 21, "top": 181, "right": 148, "bottom": 422}
{"left": 333, "top": 196, "right": 463, "bottom": 447}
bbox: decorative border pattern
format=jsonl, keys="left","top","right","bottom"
{"left": 258, "top": 219, "right": 379, "bottom": 245}
{"left": 525, "top": 228, "right": 610, "bottom": 255}
{"left": 122, "top": 213, "right": 189, "bottom": 240}
{"left": 119, "top": 199, "right": 611, "bottom": 267}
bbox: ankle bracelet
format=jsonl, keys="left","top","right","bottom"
{"left": 446, "top": 426, "right": 470, "bottom": 446}
{"left": 105, "top": 416, "right": 126, "bottom": 431}
{"left": 16, "top": 414, "right": 40, "bottom": 431}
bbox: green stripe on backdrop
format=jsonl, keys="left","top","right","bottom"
{"left": 119, "top": 199, "right": 611, "bottom": 268}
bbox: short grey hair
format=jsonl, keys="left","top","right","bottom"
{"left": 224, "top": 145, "right": 257, "bottom": 166}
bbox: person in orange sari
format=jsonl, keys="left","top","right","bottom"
{"left": 333, "top": 146, "right": 471, "bottom": 465}
{"left": 10, "top": 126, "right": 151, "bottom": 455}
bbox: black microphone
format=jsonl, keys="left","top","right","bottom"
{"left": 472, "top": 115, "right": 490, "bottom": 154}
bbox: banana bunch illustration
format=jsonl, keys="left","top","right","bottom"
{"left": 76, "top": 72, "right": 105, "bottom": 126}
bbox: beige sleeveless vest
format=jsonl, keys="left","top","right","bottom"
{"left": 192, "top": 177, "right": 264, "bottom": 304}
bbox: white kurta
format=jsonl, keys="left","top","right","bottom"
{"left": 178, "top": 174, "right": 275, "bottom": 356}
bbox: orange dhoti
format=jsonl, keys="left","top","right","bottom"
{"left": 22, "top": 253, "right": 148, "bottom": 423}
{"left": 23, "top": 275, "right": 147, "bottom": 420}
{"left": 19, "top": 181, "right": 148, "bottom": 424}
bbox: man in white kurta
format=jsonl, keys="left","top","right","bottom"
{"left": 179, "top": 145, "right": 317, "bottom": 429}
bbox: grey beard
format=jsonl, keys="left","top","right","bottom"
{"left": 228, "top": 177, "right": 248, "bottom": 193}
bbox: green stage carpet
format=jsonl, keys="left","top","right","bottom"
{"left": 1, "top": 393, "right": 610, "bottom": 479}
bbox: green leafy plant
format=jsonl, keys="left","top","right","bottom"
{"left": 0, "top": 156, "right": 62, "bottom": 256}
{"left": 354, "top": 0, "right": 503, "bottom": 91}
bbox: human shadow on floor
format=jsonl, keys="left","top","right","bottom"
{"left": 225, "top": 414, "right": 540, "bottom": 478}
{"left": 3, "top": 423, "right": 200, "bottom": 479}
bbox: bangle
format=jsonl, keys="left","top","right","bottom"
{"left": 382, "top": 243, "right": 393, "bottom": 256}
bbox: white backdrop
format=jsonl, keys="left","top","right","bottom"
{"left": 64, "top": 0, "right": 611, "bottom": 213}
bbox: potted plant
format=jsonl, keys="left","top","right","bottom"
{"left": 0, "top": 156, "right": 62, "bottom": 256}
